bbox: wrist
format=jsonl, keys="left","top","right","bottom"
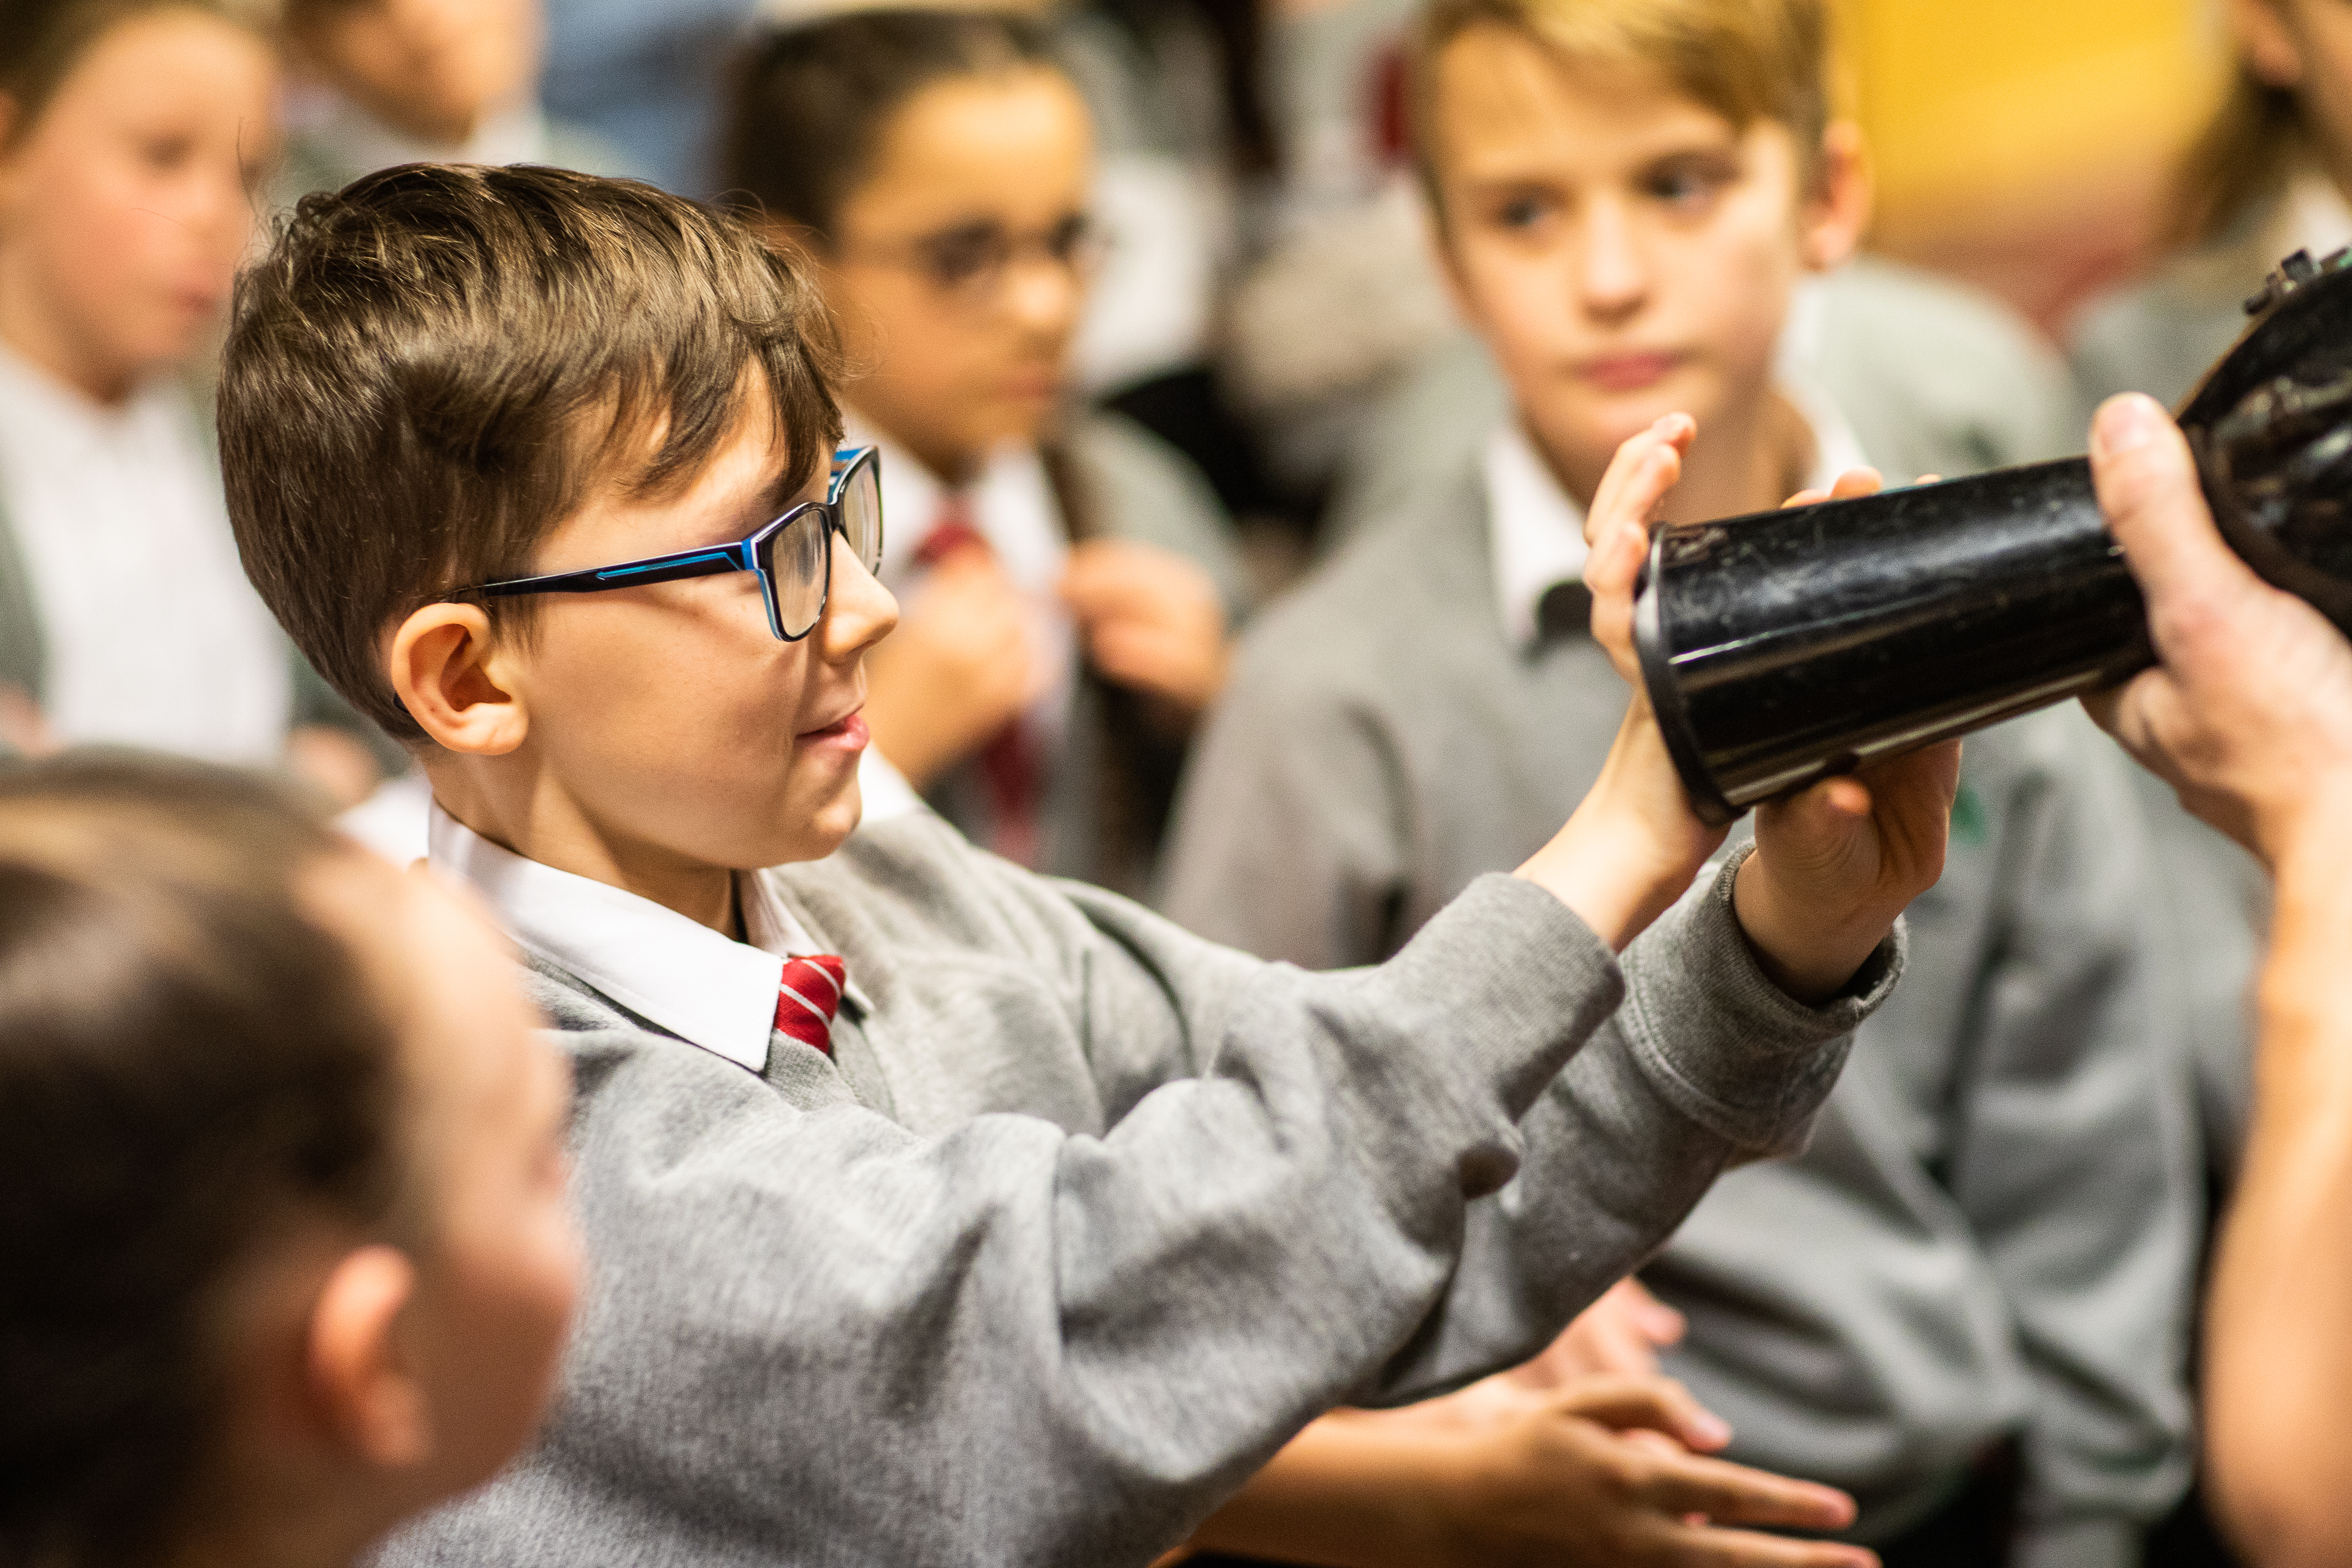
{"left": 1731, "top": 856, "right": 1889, "bottom": 1005}
{"left": 1518, "top": 800, "right": 1702, "bottom": 952}
{"left": 2260, "top": 778, "right": 2352, "bottom": 882}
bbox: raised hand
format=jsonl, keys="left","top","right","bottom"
{"left": 1059, "top": 538, "right": 1230, "bottom": 721}
{"left": 1516, "top": 414, "right": 1724, "bottom": 950}
{"left": 861, "top": 549, "right": 1043, "bottom": 788}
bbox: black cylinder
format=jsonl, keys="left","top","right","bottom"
{"left": 1638, "top": 244, "right": 2352, "bottom": 824}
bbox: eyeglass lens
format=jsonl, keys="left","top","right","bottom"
{"left": 763, "top": 459, "right": 884, "bottom": 640}
{"left": 767, "top": 509, "right": 831, "bottom": 640}
{"left": 923, "top": 215, "right": 1100, "bottom": 295}
{"left": 837, "top": 459, "right": 883, "bottom": 576}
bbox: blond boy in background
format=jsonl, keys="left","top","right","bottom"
{"left": 1162, "top": 3, "right": 2198, "bottom": 1563}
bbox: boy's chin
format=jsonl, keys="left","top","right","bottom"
{"left": 796, "top": 777, "right": 865, "bottom": 858}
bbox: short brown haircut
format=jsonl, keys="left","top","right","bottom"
{"left": 0, "top": 750, "right": 406, "bottom": 1567}
{"left": 219, "top": 164, "right": 846, "bottom": 741}
{"left": 1411, "top": 0, "right": 1832, "bottom": 219}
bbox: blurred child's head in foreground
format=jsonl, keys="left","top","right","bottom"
{"left": 1411, "top": 0, "right": 1868, "bottom": 501}
{"left": 0, "top": 0, "right": 279, "bottom": 402}
{"left": 221, "top": 166, "right": 898, "bottom": 880}
{"left": 723, "top": 9, "right": 1100, "bottom": 483}
{"left": 0, "top": 750, "right": 577, "bottom": 1568}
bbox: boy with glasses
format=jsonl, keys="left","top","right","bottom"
{"left": 1160, "top": 2, "right": 2196, "bottom": 1562}
{"left": 220, "top": 161, "right": 1947, "bottom": 1567}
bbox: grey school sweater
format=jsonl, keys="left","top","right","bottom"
{"left": 1158, "top": 467, "right": 2197, "bottom": 1566}
{"left": 372, "top": 808, "right": 1893, "bottom": 1568}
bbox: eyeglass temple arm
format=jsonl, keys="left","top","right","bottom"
{"left": 474, "top": 543, "right": 755, "bottom": 599}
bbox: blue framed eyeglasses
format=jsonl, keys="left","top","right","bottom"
{"left": 457, "top": 446, "right": 884, "bottom": 641}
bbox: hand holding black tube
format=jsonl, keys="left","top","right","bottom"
{"left": 1579, "top": 417, "right": 1957, "bottom": 1002}
{"left": 2083, "top": 392, "right": 2352, "bottom": 871}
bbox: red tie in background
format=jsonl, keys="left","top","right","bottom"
{"left": 775, "top": 954, "right": 847, "bottom": 1056}
{"left": 914, "top": 494, "right": 1043, "bottom": 867}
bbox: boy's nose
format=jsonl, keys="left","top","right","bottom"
{"left": 1575, "top": 201, "right": 1650, "bottom": 322}
{"left": 820, "top": 539, "right": 899, "bottom": 661}
{"left": 1003, "top": 255, "right": 1082, "bottom": 339}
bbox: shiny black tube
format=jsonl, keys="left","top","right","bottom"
{"left": 1638, "top": 245, "right": 2352, "bottom": 824}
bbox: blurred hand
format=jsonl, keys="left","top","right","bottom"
{"left": 1513, "top": 1278, "right": 1688, "bottom": 1386}
{"left": 1520, "top": 413, "right": 1728, "bottom": 949}
{"left": 1060, "top": 538, "right": 1231, "bottom": 722}
{"left": 2082, "top": 393, "right": 2352, "bottom": 869}
{"left": 1426, "top": 1378, "right": 1872, "bottom": 1568}
{"left": 0, "top": 684, "right": 56, "bottom": 757}
{"left": 863, "top": 548, "right": 1044, "bottom": 788}
{"left": 284, "top": 724, "right": 384, "bottom": 810}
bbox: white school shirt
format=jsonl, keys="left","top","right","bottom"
{"left": 429, "top": 801, "right": 873, "bottom": 1076}
{"left": 1485, "top": 382, "right": 1869, "bottom": 652}
{"left": 0, "top": 342, "right": 288, "bottom": 761}
{"left": 863, "top": 427, "right": 1079, "bottom": 761}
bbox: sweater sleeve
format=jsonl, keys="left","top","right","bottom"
{"left": 1371, "top": 848, "right": 1899, "bottom": 1400}
{"left": 1950, "top": 723, "right": 2199, "bottom": 1560}
{"left": 379, "top": 837, "right": 1891, "bottom": 1568}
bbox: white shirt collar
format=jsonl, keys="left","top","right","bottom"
{"left": 427, "top": 802, "right": 832, "bottom": 1074}
{"left": 1485, "top": 382, "right": 1869, "bottom": 652}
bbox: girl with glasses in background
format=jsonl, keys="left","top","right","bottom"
{"left": 721, "top": 8, "right": 1250, "bottom": 898}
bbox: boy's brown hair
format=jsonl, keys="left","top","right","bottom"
{"left": 220, "top": 164, "right": 846, "bottom": 742}
{"left": 1410, "top": 0, "right": 1832, "bottom": 220}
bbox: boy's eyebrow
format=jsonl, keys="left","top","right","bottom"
{"left": 711, "top": 466, "right": 816, "bottom": 547}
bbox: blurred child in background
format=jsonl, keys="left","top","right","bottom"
{"left": 723, "top": 8, "right": 1249, "bottom": 894}
{"left": 0, "top": 751, "right": 577, "bottom": 1568}
{"left": 0, "top": 0, "right": 383, "bottom": 801}
{"left": 1162, "top": 2, "right": 2199, "bottom": 1563}
{"left": 2074, "top": 0, "right": 2352, "bottom": 409}
{"left": 278, "top": 0, "right": 629, "bottom": 206}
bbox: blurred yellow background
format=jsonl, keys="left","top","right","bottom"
{"left": 1833, "top": 0, "right": 2229, "bottom": 336}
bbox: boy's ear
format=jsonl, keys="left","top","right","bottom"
{"left": 389, "top": 603, "right": 530, "bottom": 758}
{"left": 306, "top": 1245, "right": 431, "bottom": 1470}
{"left": 1800, "top": 121, "right": 1872, "bottom": 275}
{"left": 2232, "top": 0, "right": 2301, "bottom": 88}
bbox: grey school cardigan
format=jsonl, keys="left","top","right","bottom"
{"left": 372, "top": 807, "right": 1895, "bottom": 1568}
{"left": 1157, "top": 466, "right": 2198, "bottom": 1567}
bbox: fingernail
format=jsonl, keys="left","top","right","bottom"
{"left": 2093, "top": 394, "right": 2161, "bottom": 458}
{"left": 1691, "top": 1411, "right": 1732, "bottom": 1445}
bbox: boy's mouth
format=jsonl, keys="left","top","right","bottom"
{"left": 799, "top": 710, "right": 870, "bottom": 751}
{"left": 1579, "top": 352, "right": 1682, "bottom": 394}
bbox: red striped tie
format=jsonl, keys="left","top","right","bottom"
{"left": 774, "top": 954, "right": 847, "bottom": 1057}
